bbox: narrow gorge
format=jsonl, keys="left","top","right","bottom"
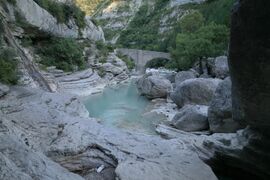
{"left": 0, "top": 0, "right": 269, "bottom": 180}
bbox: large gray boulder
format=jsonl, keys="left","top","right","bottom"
{"left": 171, "top": 105, "right": 209, "bottom": 132}
{"left": 101, "top": 63, "right": 124, "bottom": 75}
{"left": 210, "top": 56, "right": 229, "bottom": 79}
{"left": 137, "top": 74, "right": 172, "bottom": 99}
{"left": 0, "top": 83, "right": 9, "bottom": 98}
{"left": 208, "top": 78, "right": 241, "bottom": 133}
{"left": 171, "top": 78, "right": 222, "bottom": 107}
{"left": 175, "top": 70, "right": 197, "bottom": 85}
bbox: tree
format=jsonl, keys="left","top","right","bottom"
{"left": 0, "top": 48, "right": 18, "bottom": 84}
{"left": 170, "top": 22, "right": 229, "bottom": 71}
{"left": 38, "top": 38, "right": 85, "bottom": 72}
{"left": 179, "top": 10, "right": 205, "bottom": 33}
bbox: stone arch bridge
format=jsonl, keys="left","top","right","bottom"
{"left": 116, "top": 48, "right": 171, "bottom": 73}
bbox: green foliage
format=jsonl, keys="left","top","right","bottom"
{"left": 181, "top": 0, "right": 235, "bottom": 26}
{"left": 180, "top": 10, "right": 204, "bottom": 33}
{"left": 117, "top": 0, "right": 234, "bottom": 52}
{"left": 33, "top": 0, "right": 86, "bottom": 28}
{"left": 96, "top": 41, "right": 114, "bottom": 62}
{"left": 145, "top": 58, "right": 169, "bottom": 69}
{"left": 169, "top": 22, "right": 229, "bottom": 70}
{"left": 0, "top": 48, "right": 18, "bottom": 84}
{"left": 117, "top": 53, "right": 135, "bottom": 70}
{"left": 14, "top": 10, "right": 30, "bottom": 28}
{"left": 117, "top": 0, "right": 171, "bottom": 51}
{"left": 37, "top": 37, "right": 85, "bottom": 72}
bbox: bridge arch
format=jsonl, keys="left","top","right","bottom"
{"left": 116, "top": 48, "right": 171, "bottom": 73}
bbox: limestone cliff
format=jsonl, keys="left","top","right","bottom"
{"left": 92, "top": 0, "right": 205, "bottom": 43}
{"left": 4, "top": 0, "right": 104, "bottom": 41}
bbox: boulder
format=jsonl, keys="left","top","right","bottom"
{"left": 0, "top": 83, "right": 9, "bottom": 98}
{"left": 170, "top": 78, "right": 222, "bottom": 107}
{"left": 210, "top": 56, "right": 229, "bottom": 79}
{"left": 171, "top": 105, "right": 209, "bottom": 132}
{"left": 107, "top": 53, "right": 127, "bottom": 70}
{"left": 101, "top": 53, "right": 128, "bottom": 76}
{"left": 136, "top": 74, "right": 172, "bottom": 99}
{"left": 101, "top": 63, "right": 124, "bottom": 75}
{"left": 175, "top": 70, "right": 197, "bottom": 85}
{"left": 208, "top": 78, "right": 241, "bottom": 133}
{"left": 146, "top": 69, "right": 176, "bottom": 83}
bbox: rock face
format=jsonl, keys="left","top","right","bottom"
{"left": 15, "top": 0, "right": 104, "bottom": 41}
{"left": 136, "top": 74, "right": 172, "bottom": 99}
{"left": 208, "top": 78, "right": 241, "bottom": 133}
{"left": 171, "top": 78, "right": 222, "bottom": 107}
{"left": 0, "top": 131, "right": 84, "bottom": 180}
{"left": 0, "top": 83, "right": 9, "bottom": 98}
{"left": 229, "top": 0, "right": 270, "bottom": 132}
{"left": 0, "top": 87, "right": 218, "bottom": 180}
{"left": 93, "top": 0, "right": 143, "bottom": 42}
{"left": 175, "top": 70, "right": 197, "bottom": 85}
{"left": 54, "top": 68, "right": 107, "bottom": 96}
{"left": 171, "top": 105, "right": 209, "bottom": 132}
{"left": 199, "top": 1, "right": 270, "bottom": 179}
{"left": 170, "top": 0, "right": 206, "bottom": 6}
{"left": 210, "top": 56, "right": 230, "bottom": 79}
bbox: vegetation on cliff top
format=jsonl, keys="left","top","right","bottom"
{"left": 117, "top": 0, "right": 170, "bottom": 51}
{"left": 37, "top": 37, "right": 86, "bottom": 72}
{"left": 33, "top": 0, "right": 86, "bottom": 28}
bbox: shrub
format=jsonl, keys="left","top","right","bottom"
{"left": 0, "top": 48, "right": 18, "bottom": 84}
{"left": 37, "top": 37, "right": 85, "bottom": 72}
{"left": 96, "top": 41, "right": 114, "bottom": 60}
{"left": 145, "top": 58, "right": 169, "bottom": 69}
{"left": 179, "top": 10, "right": 205, "bottom": 33}
{"left": 117, "top": 53, "right": 135, "bottom": 70}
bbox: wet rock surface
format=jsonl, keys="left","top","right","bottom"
{"left": 0, "top": 87, "right": 218, "bottom": 180}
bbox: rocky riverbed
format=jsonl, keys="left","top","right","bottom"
{"left": 0, "top": 85, "right": 222, "bottom": 180}
{"left": 0, "top": 54, "right": 258, "bottom": 180}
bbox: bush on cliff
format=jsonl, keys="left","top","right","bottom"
{"left": 38, "top": 37, "right": 85, "bottom": 72}
{"left": 0, "top": 48, "right": 18, "bottom": 85}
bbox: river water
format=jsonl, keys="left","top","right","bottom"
{"left": 84, "top": 79, "right": 166, "bottom": 134}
